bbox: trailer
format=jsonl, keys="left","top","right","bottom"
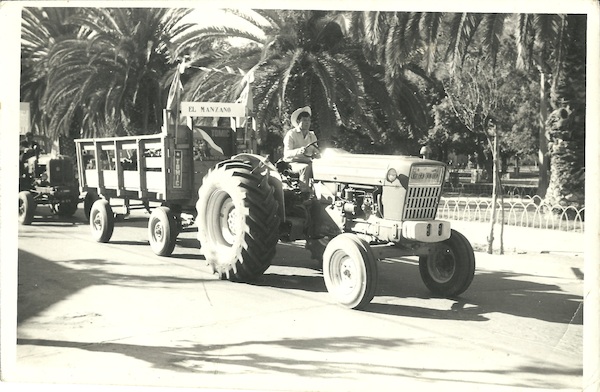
{"left": 75, "top": 101, "right": 255, "bottom": 256}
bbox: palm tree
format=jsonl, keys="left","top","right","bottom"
{"left": 38, "top": 7, "right": 196, "bottom": 140}
{"left": 173, "top": 9, "right": 429, "bottom": 153}
{"left": 543, "top": 14, "right": 586, "bottom": 209}
{"left": 358, "top": 11, "right": 585, "bottom": 207}
{"left": 21, "top": 7, "right": 80, "bottom": 137}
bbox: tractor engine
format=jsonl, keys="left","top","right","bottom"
{"left": 309, "top": 150, "right": 451, "bottom": 245}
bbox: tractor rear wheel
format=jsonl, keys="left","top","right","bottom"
{"left": 197, "top": 160, "right": 279, "bottom": 281}
{"left": 90, "top": 199, "right": 114, "bottom": 243}
{"left": 148, "top": 206, "right": 178, "bottom": 256}
{"left": 323, "top": 233, "right": 378, "bottom": 310}
{"left": 419, "top": 229, "right": 475, "bottom": 297}
{"left": 18, "top": 191, "right": 36, "bottom": 225}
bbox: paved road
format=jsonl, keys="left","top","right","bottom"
{"left": 7, "top": 205, "right": 584, "bottom": 391}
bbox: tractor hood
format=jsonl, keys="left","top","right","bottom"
{"left": 312, "top": 150, "right": 446, "bottom": 188}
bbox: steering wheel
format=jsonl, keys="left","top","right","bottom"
{"left": 303, "top": 140, "right": 321, "bottom": 158}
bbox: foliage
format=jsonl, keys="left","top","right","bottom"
{"left": 19, "top": 8, "right": 586, "bottom": 211}
{"left": 174, "top": 9, "right": 433, "bottom": 152}
{"left": 21, "top": 7, "right": 81, "bottom": 135}
{"left": 24, "top": 7, "right": 197, "bottom": 139}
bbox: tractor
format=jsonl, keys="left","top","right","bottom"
{"left": 74, "top": 64, "right": 475, "bottom": 309}
{"left": 19, "top": 141, "right": 80, "bottom": 225}
{"left": 196, "top": 144, "right": 476, "bottom": 309}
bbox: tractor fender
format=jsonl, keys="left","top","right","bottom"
{"left": 231, "top": 153, "right": 285, "bottom": 223}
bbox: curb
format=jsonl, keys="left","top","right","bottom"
{"left": 447, "top": 219, "right": 584, "bottom": 254}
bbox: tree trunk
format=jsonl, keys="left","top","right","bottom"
{"left": 487, "top": 132, "right": 498, "bottom": 254}
{"left": 537, "top": 69, "right": 550, "bottom": 198}
{"left": 545, "top": 15, "right": 586, "bottom": 210}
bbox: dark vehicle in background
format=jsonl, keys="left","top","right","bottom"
{"left": 18, "top": 134, "right": 79, "bottom": 224}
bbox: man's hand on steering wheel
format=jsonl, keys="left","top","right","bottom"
{"left": 302, "top": 141, "right": 321, "bottom": 158}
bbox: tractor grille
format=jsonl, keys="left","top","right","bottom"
{"left": 47, "top": 158, "right": 74, "bottom": 185}
{"left": 403, "top": 186, "right": 441, "bottom": 220}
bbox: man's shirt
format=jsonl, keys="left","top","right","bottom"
{"left": 283, "top": 127, "right": 318, "bottom": 163}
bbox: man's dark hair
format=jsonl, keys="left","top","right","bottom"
{"left": 297, "top": 112, "right": 311, "bottom": 119}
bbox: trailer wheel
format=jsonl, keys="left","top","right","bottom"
{"left": 18, "top": 191, "right": 36, "bottom": 225}
{"left": 90, "top": 199, "right": 114, "bottom": 243}
{"left": 83, "top": 191, "right": 99, "bottom": 221}
{"left": 148, "top": 206, "right": 178, "bottom": 256}
{"left": 323, "top": 233, "right": 378, "bottom": 310}
{"left": 56, "top": 197, "right": 78, "bottom": 217}
{"left": 197, "top": 160, "right": 279, "bottom": 281}
{"left": 419, "top": 229, "right": 476, "bottom": 297}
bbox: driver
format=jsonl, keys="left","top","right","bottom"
{"left": 283, "top": 106, "right": 318, "bottom": 194}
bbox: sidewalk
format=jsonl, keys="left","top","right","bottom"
{"left": 448, "top": 219, "right": 585, "bottom": 254}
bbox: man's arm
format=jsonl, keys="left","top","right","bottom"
{"left": 283, "top": 131, "right": 305, "bottom": 160}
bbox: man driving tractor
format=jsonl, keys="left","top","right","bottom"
{"left": 282, "top": 106, "right": 319, "bottom": 194}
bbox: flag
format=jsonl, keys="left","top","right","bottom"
{"left": 194, "top": 127, "right": 224, "bottom": 155}
{"left": 166, "top": 69, "right": 183, "bottom": 115}
{"left": 232, "top": 81, "right": 253, "bottom": 128}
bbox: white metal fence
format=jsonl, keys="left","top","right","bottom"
{"left": 437, "top": 195, "right": 585, "bottom": 233}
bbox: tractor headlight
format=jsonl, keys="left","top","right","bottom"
{"left": 386, "top": 168, "right": 398, "bottom": 183}
{"left": 409, "top": 165, "right": 444, "bottom": 185}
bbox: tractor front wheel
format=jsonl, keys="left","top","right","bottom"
{"left": 90, "top": 199, "right": 114, "bottom": 243}
{"left": 18, "top": 191, "right": 36, "bottom": 225}
{"left": 197, "top": 160, "right": 279, "bottom": 281}
{"left": 419, "top": 229, "right": 476, "bottom": 297}
{"left": 323, "top": 233, "right": 378, "bottom": 310}
{"left": 148, "top": 206, "right": 178, "bottom": 256}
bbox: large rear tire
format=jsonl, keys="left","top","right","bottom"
{"left": 90, "top": 199, "right": 114, "bottom": 243}
{"left": 419, "top": 229, "right": 476, "bottom": 297}
{"left": 148, "top": 206, "right": 178, "bottom": 256}
{"left": 197, "top": 160, "right": 280, "bottom": 281}
{"left": 323, "top": 233, "right": 378, "bottom": 310}
{"left": 18, "top": 191, "right": 36, "bottom": 225}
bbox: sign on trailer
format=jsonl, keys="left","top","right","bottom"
{"left": 181, "top": 102, "right": 245, "bottom": 117}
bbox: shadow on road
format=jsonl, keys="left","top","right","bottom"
{"left": 15, "top": 336, "right": 580, "bottom": 390}
{"left": 16, "top": 249, "right": 213, "bottom": 324}
{"left": 365, "top": 257, "right": 583, "bottom": 325}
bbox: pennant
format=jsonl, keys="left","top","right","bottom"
{"left": 233, "top": 81, "right": 253, "bottom": 128}
{"left": 194, "top": 127, "right": 224, "bottom": 155}
{"left": 166, "top": 69, "right": 183, "bottom": 115}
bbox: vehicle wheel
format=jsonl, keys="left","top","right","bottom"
{"left": 197, "top": 160, "right": 280, "bottom": 281}
{"left": 148, "top": 206, "right": 178, "bottom": 256}
{"left": 83, "top": 191, "right": 99, "bottom": 221}
{"left": 18, "top": 191, "right": 36, "bottom": 225}
{"left": 56, "top": 197, "right": 78, "bottom": 216}
{"left": 90, "top": 199, "right": 114, "bottom": 243}
{"left": 322, "top": 233, "right": 378, "bottom": 310}
{"left": 419, "top": 229, "right": 476, "bottom": 297}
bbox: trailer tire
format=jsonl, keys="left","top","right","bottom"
{"left": 148, "top": 206, "right": 178, "bottom": 256}
{"left": 83, "top": 191, "right": 99, "bottom": 221}
{"left": 197, "top": 160, "right": 279, "bottom": 282}
{"left": 419, "top": 229, "right": 475, "bottom": 297}
{"left": 323, "top": 233, "right": 378, "bottom": 310}
{"left": 18, "top": 191, "right": 36, "bottom": 225}
{"left": 90, "top": 199, "right": 114, "bottom": 243}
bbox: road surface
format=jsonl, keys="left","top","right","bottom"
{"left": 8, "top": 205, "right": 584, "bottom": 391}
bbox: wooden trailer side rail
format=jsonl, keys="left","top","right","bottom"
{"left": 75, "top": 134, "right": 170, "bottom": 201}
